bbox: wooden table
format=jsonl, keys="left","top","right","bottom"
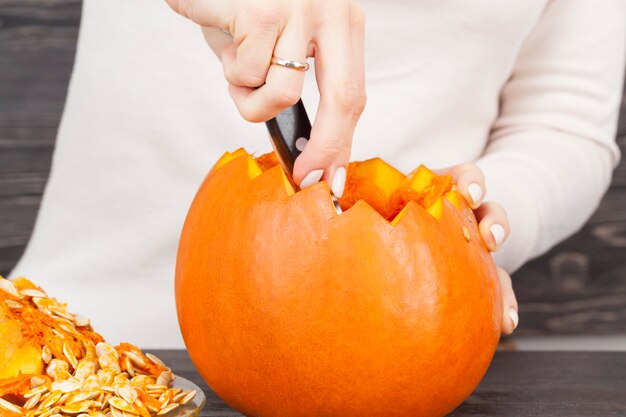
{"left": 156, "top": 350, "right": 626, "bottom": 416}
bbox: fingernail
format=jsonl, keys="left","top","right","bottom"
{"left": 508, "top": 308, "right": 519, "bottom": 330}
{"left": 300, "top": 169, "right": 324, "bottom": 189}
{"left": 468, "top": 182, "right": 482, "bottom": 205}
{"left": 331, "top": 167, "right": 346, "bottom": 198}
{"left": 490, "top": 224, "right": 505, "bottom": 247}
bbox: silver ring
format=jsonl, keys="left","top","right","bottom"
{"left": 271, "top": 56, "right": 309, "bottom": 71}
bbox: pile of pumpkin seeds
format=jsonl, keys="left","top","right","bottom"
{"left": 0, "top": 278, "right": 196, "bottom": 416}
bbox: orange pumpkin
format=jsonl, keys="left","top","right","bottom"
{"left": 176, "top": 150, "right": 502, "bottom": 417}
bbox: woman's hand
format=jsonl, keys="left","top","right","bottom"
{"left": 165, "top": 0, "right": 366, "bottom": 195}
{"left": 441, "top": 163, "right": 519, "bottom": 335}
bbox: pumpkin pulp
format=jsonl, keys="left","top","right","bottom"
{"left": 223, "top": 149, "right": 463, "bottom": 224}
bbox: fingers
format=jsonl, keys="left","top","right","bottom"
{"left": 221, "top": 8, "right": 281, "bottom": 88}
{"left": 350, "top": 3, "right": 366, "bottom": 98}
{"left": 439, "top": 162, "right": 518, "bottom": 335}
{"left": 293, "top": 1, "right": 366, "bottom": 193}
{"left": 202, "top": 27, "right": 233, "bottom": 57}
{"left": 447, "top": 163, "right": 485, "bottom": 209}
{"left": 165, "top": 0, "right": 230, "bottom": 28}
{"left": 497, "top": 266, "right": 519, "bottom": 335}
{"left": 329, "top": 3, "right": 364, "bottom": 199}
{"left": 444, "top": 163, "right": 509, "bottom": 251}
{"left": 229, "top": 17, "right": 310, "bottom": 122}
{"left": 172, "top": 0, "right": 365, "bottom": 193}
{"left": 474, "top": 202, "right": 510, "bottom": 252}
{"left": 179, "top": 2, "right": 282, "bottom": 89}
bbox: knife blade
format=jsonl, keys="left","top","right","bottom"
{"left": 265, "top": 99, "right": 310, "bottom": 186}
{"left": 265, "top": 100, "right": 342, "bottom": 213}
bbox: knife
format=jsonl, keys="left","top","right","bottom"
{"left": 265, "top": 99, "right": 310, "bottom": 187}
{"left": 265, "top": 100, "right": 342, "bottom": 213}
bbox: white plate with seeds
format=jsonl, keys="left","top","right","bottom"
{"left": 163, "top": 377, "right": 206, "bottom": 417}
{"left": 0, "top": 277, "right": 207, "bottom": 417}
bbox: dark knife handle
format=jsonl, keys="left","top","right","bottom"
{"left": 265, "top": 99, "right": 312, "bottom": 177}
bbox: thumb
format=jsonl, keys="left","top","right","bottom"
{"left": 292, "top": 133, "right": 351, "bottom": 195}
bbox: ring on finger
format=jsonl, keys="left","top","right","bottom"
{"left": 271, "top": 56, "right": 309, "bottom": 71}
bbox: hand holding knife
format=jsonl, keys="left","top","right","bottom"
{"left": 204, "top": 27, "right": 346, "bottom": 209}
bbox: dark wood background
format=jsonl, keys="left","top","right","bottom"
{"left": 1, "top": 0, "right": 625, "bottom": 336}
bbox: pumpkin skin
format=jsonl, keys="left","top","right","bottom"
{"left": 175, "top": 151, "right": 502, "bottom": 417}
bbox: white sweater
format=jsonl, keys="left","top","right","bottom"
{"left": 11, "top": 0, "right": 625, "bottom": 348}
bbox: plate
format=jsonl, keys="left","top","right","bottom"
{"left": 162, "top": 376, "right": 207, "bottom": 417}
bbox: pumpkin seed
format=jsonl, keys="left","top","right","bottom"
{"left": 462, "top": 225, "right": 471, "bottom": 242}
{"left": 20, "top": 288, "right": 48, "bottom": 298}
{"left": 145, "top": 353, "right": 168, "bottom": 370}
{"left": 96, "top": 342, "right": 119, "bottom": 359}
{"left": 110, "top": 407, "right": 124, "bottom": 417}
{"left": 180, "top": 389, "right": 197, "bottom": 405}
{"left": 108, "top": 396, "right": 139, "bottom": 413}
{"left": 73, "top": 315, "right": 90, "bottom": 327}
{"left": 145, "top": 384, "right": 168, "bottom": 391}
{"left": 157, "top": 402, "right": 180, "bottom": 415}
{"left": 99, "top": 353, "right": 122, "bottom": 373}
{"left": 0, "top": 278, "right": 19, "bottom": 297}
{"left": 74, "top": 359, "right": 96, "bottom": 380}
{"left": 30, "top": 375, "right": 48, "bottom": 389}
{"left": 24, "top": 392, "right": 42, "bottom": 409}
{"left": 39, "top": 390, "right": 63, "bottom": 409}
{"left": 51, "top": 378, "right": 82, "bottom": 393}
{"left": 118, "top": 386, "right": 138, "bottom": 405}
{"left": 65, "top": 391, "right": 98, "bottom": 405}
{"left": 156, "top": 371, "right": 173, "bottom": 386}
{"left": 63, "top": 342, "right": 79, "bottom": 369}
{"left": 4, "top": 298, "right": 23, "bottom": 309}
{"left": 41, "top": 345, "right": 52, "bottom": 364}
{"left": 0, "top": 397, "right": 22, "bottom": 413}
{"left": 46, "top": 359, "right": 70, "bottom": 379}
{"left": 122, "top": 356, "right": 136, "bottom": 377}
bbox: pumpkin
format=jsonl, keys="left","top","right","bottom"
{"left": 175, "top": 150, "right": 502, "bottom": 417}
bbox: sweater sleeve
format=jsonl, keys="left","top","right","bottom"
{"left": 476, "top": 0, "right": 626, "bottom": 273}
